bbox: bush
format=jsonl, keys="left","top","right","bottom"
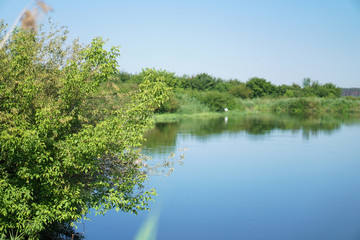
{"left": 287, "top": 98, "right": 318, "bottom": 113}
{"left": 174, "top": 91, "right": 210, "bottom": 114}
{"left": 246, "top": 77, "right": 276, "bottom": 98}
{"left": 197, "top": 91, "right": 235, "bottom": 112}
{"left": 228, "top": 84, "right": 252, "bottom": 99}
{"left": 155, "top": 93, "right": 180, "bottom": 113}
{"left": 301, "top": 79, "right": 342, "bottom": 98}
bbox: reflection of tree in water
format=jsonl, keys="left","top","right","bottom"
{"left": 145, "top": 122, "right": 179, "bottom": 148}
{"left": 240, "top": 114, "right": 345, "bottom": 138}
{"left": 146, "top": 113, "right": 360, "bottom": 151}
{"left": 144, "top": 122, "right": 179, "bottom": 155}
{"left": 239, "top": 116, "right": 284, "bottom": 135}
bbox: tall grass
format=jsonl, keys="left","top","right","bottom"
{"left": 175, "top": 92, "right": 210, "bottom": 114}
{"left": 0, "top": 1, "right": 53, "bottom": 50}
{"left": 154, "top": 97, "right": 360, "bottom": 122}
{"left": 239, "top": 97, "right": 360, "bottom": 115}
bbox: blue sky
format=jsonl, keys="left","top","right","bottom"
{"left": 1, "top": 0, "right": 360, "bottom": 87}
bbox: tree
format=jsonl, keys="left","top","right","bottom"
{"left": 301, "top": 78, "right": 342, "bottom": 98}
{"left": 246, "top": 77, "right": 276, "bottom": 98}
{"left": 228, "top": 84, "right": 252, "bottom": 99}
{"left": 199, "top": 91, "right": 235, "bottom": 112}
{"left": 0, "top": 21, "right": 169, "bottom": 238}
{"left": 189, "top": 73, "right": 217, "bottom": 91}
{"left": 321, "top": 83, "right": 342, "bottom": 97}
{"left": 302, "top": 77, "right": 311, "bottom": 88}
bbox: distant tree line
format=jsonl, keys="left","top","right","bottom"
{"left": 112, "top": 71, "right": 344, "bottom": 112}
{"left": 116, "top": 72, "right": 342, "bottom": 99}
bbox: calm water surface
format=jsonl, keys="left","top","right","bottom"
{"left": 81, "top": 114, "right": 360, "bottom": 240}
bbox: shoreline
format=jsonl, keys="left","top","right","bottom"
{"left": 154, "top": 97, "right": 360, "bottom": 123}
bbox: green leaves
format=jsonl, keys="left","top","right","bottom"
{"left": 246, "top": 77, "right": 276, "bottom": 98}
{"left": 0, "top": 22, "right": 168, "bottom": 238}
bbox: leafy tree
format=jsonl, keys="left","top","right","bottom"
{"left": 193, "top": 73, "right": 215, "bottom": 90}
{"left": 146, "top": 70, "right": 178, "bottom": 88}
{"left": 129, "top": 73, "right": 144, "bottom": 84}
{"left": 301, "top": 78, "right": 342, "bottom": 98}
{"left": 213, "top": 78, "right": 228, "bottom": 92}
{"left": 321, "top": 83, "right": 342, "bottom": 97}
{"left": 302, "top": 77, "right": 311, "bottom": 88}
{"left": 228, "top": 84, "right": 252, "bottom": 99}
{"left": 291, "top": 83, "right": 303, "bottom": 97}
{"left": 284, "top": 89, "right": 295, "bottom": 98}
{"left": 0, "top": 21, "right": 169, "bottom": 238}
{"left": 246, "top": 77, "right": 276, "bottom": 98}
{"left": 117, "top": 71, "right": 132, "bottom": 82}
{"left": 127, "top": 70, "right": 178, "bottom": 88}
{"left": 155, "top": 93, "right": 180, "bottom": 113}
{"left": 198, "top": 91, "right": 235, "bottom": 112}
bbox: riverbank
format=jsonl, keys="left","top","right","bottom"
{"left": 240, "top": 97, "right": 360, "bottom": 114}
{"left": 154, "top": 97, "right": 360, "bottom": 122}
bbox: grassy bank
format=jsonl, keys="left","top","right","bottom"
{"left": 154, "top": 97, "right": 360, "bottom": 122}
{"left": 103, "top": 69, "right": 360, "bottom": 119}
{"left": 240, "top": 97, "right": 360, "bottom": 114}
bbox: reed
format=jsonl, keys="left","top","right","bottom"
{"left": 0, "top": 0, "right": 52, "bottom": 49}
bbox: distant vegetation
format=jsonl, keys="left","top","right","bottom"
{"left": 110, "top": 71, "right": 360, "bottom": 115}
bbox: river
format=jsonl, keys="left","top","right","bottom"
{"left": 80, "top": 113, "right": 360, "bottom": 240}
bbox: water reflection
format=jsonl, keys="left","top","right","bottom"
{"left": 145, "top": 113, "right": 360, "bottom": 154}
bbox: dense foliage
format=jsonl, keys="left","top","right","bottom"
{"left": 115, "top": 70, "right": 344, "bottom": 113}
{"left": 0, "top": 21, "right": 169, "bottom": 239}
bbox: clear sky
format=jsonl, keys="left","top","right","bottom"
{"left": 1, "top": 0, "right": 360, "bottom": 87}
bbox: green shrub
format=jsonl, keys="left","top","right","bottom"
{"left": 228, "top": 84, "right": 252, "bottom": 99}
{"left": 168, "top": 90, "right": 209, "bottom": 114}
{"left": 197, "top": 91, "right": 235, "bottom": 112}
{"left": 287, "top": 98, "right": 318, "bottom": 113}
{"left": 155, "top": 93, "right": 180, "bottom": 113}
{"left": 246, "top": 77, "right": 276, "bottom": 98}
{"left": 284, "top": 89, "right": 295, "bottom": 98}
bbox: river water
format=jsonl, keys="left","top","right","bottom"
{"left": 81, "top": 114, "right": 360, "bottom": 240}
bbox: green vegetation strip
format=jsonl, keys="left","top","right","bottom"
{"left": 155, "top": 97, "right": 360, "bottom": 123}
